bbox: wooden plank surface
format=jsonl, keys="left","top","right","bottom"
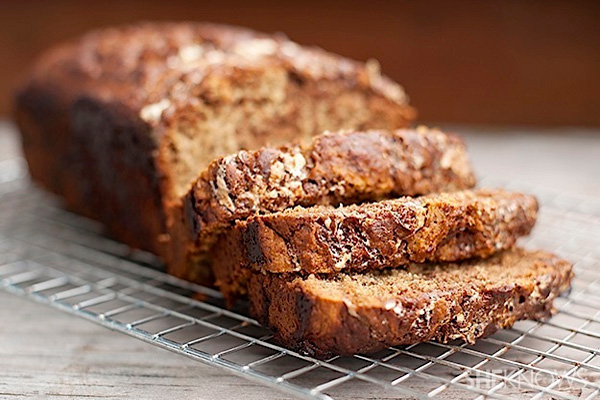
{"left": 1, "top": 121, "right": 599, "bottom": 399}
{"left": 0, "top": 291, "right": 296, "bottom": 400}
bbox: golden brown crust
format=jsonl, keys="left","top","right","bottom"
{"left": 19, "top": 22, "right": 411, "bottom": 115}
{"left": 212, "top": 188, "right": 539, "bottom": 300}
{"left": 186, "top": 127, "right": 476, "bottom": 253}
{"left": 15, "top": 22, "right": 415, "bottom": 261}
{"left": 247, "top": 249, "right": 573, "bottom": 357}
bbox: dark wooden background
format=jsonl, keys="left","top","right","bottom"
{"left": 1, "top": 0, "right": 599, "bottom": 126}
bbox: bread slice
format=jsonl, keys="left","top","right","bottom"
{"left": 248, "top": 248, "right": 573, "bottom": 357}
{"left": 211, "top": 188, "right": 538, "bottom": 300}
{"left": 183, "top": 127, "right": 475, "bottom": 255}
{"left": 15, "top": 22, "right": 414, "bottom": 260}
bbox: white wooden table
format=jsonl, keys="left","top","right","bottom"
{"left": 1, "top": 121, "right": 599, "bottom": 399}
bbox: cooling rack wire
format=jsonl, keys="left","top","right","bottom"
{"left": 1, "top": 157, "right": 599, "bottom": 400}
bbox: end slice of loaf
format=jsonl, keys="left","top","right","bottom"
{"left": 212, "top": 188, "right": 538, "bottom": 300}
{"left": 248, "top": 248, "right": 573, "bottom": 357}
{"left": 184, "top": 127, "right": 476, "bottom": 254}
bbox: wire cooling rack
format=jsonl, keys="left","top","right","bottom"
{"left": 1, "top": 158, "right": 599, "bottom": 400}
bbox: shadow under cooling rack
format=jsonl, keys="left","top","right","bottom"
{"left": 1, "top": 167, "right": 600, "bottom": 399}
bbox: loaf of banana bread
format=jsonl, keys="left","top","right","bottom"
{"left": 15, "top": 22, "right": 414, "bottom": 261}
{"left": 184, "top": 127, "right": 475, "bottom": 255}
{"left": 15, "top": 22, "right": 571, "bottom": 360}
{"left": 211, "top": 188, "right": 538, "bottom": 301}
{"left": 248, "top": 248, "right": 573, "bottom": 357}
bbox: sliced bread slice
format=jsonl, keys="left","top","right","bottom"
{"left": 247, "top": 248, "right": 572, "bottom": 357}
{"left": 184, "top": 127, "right": 476, "bottom": 255}
{"left": 211, "top": 188, "right": 538, "bottom": 300}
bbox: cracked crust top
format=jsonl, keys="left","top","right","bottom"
{"left": 21, "top": 21, "right": 411, "bottom": 129}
